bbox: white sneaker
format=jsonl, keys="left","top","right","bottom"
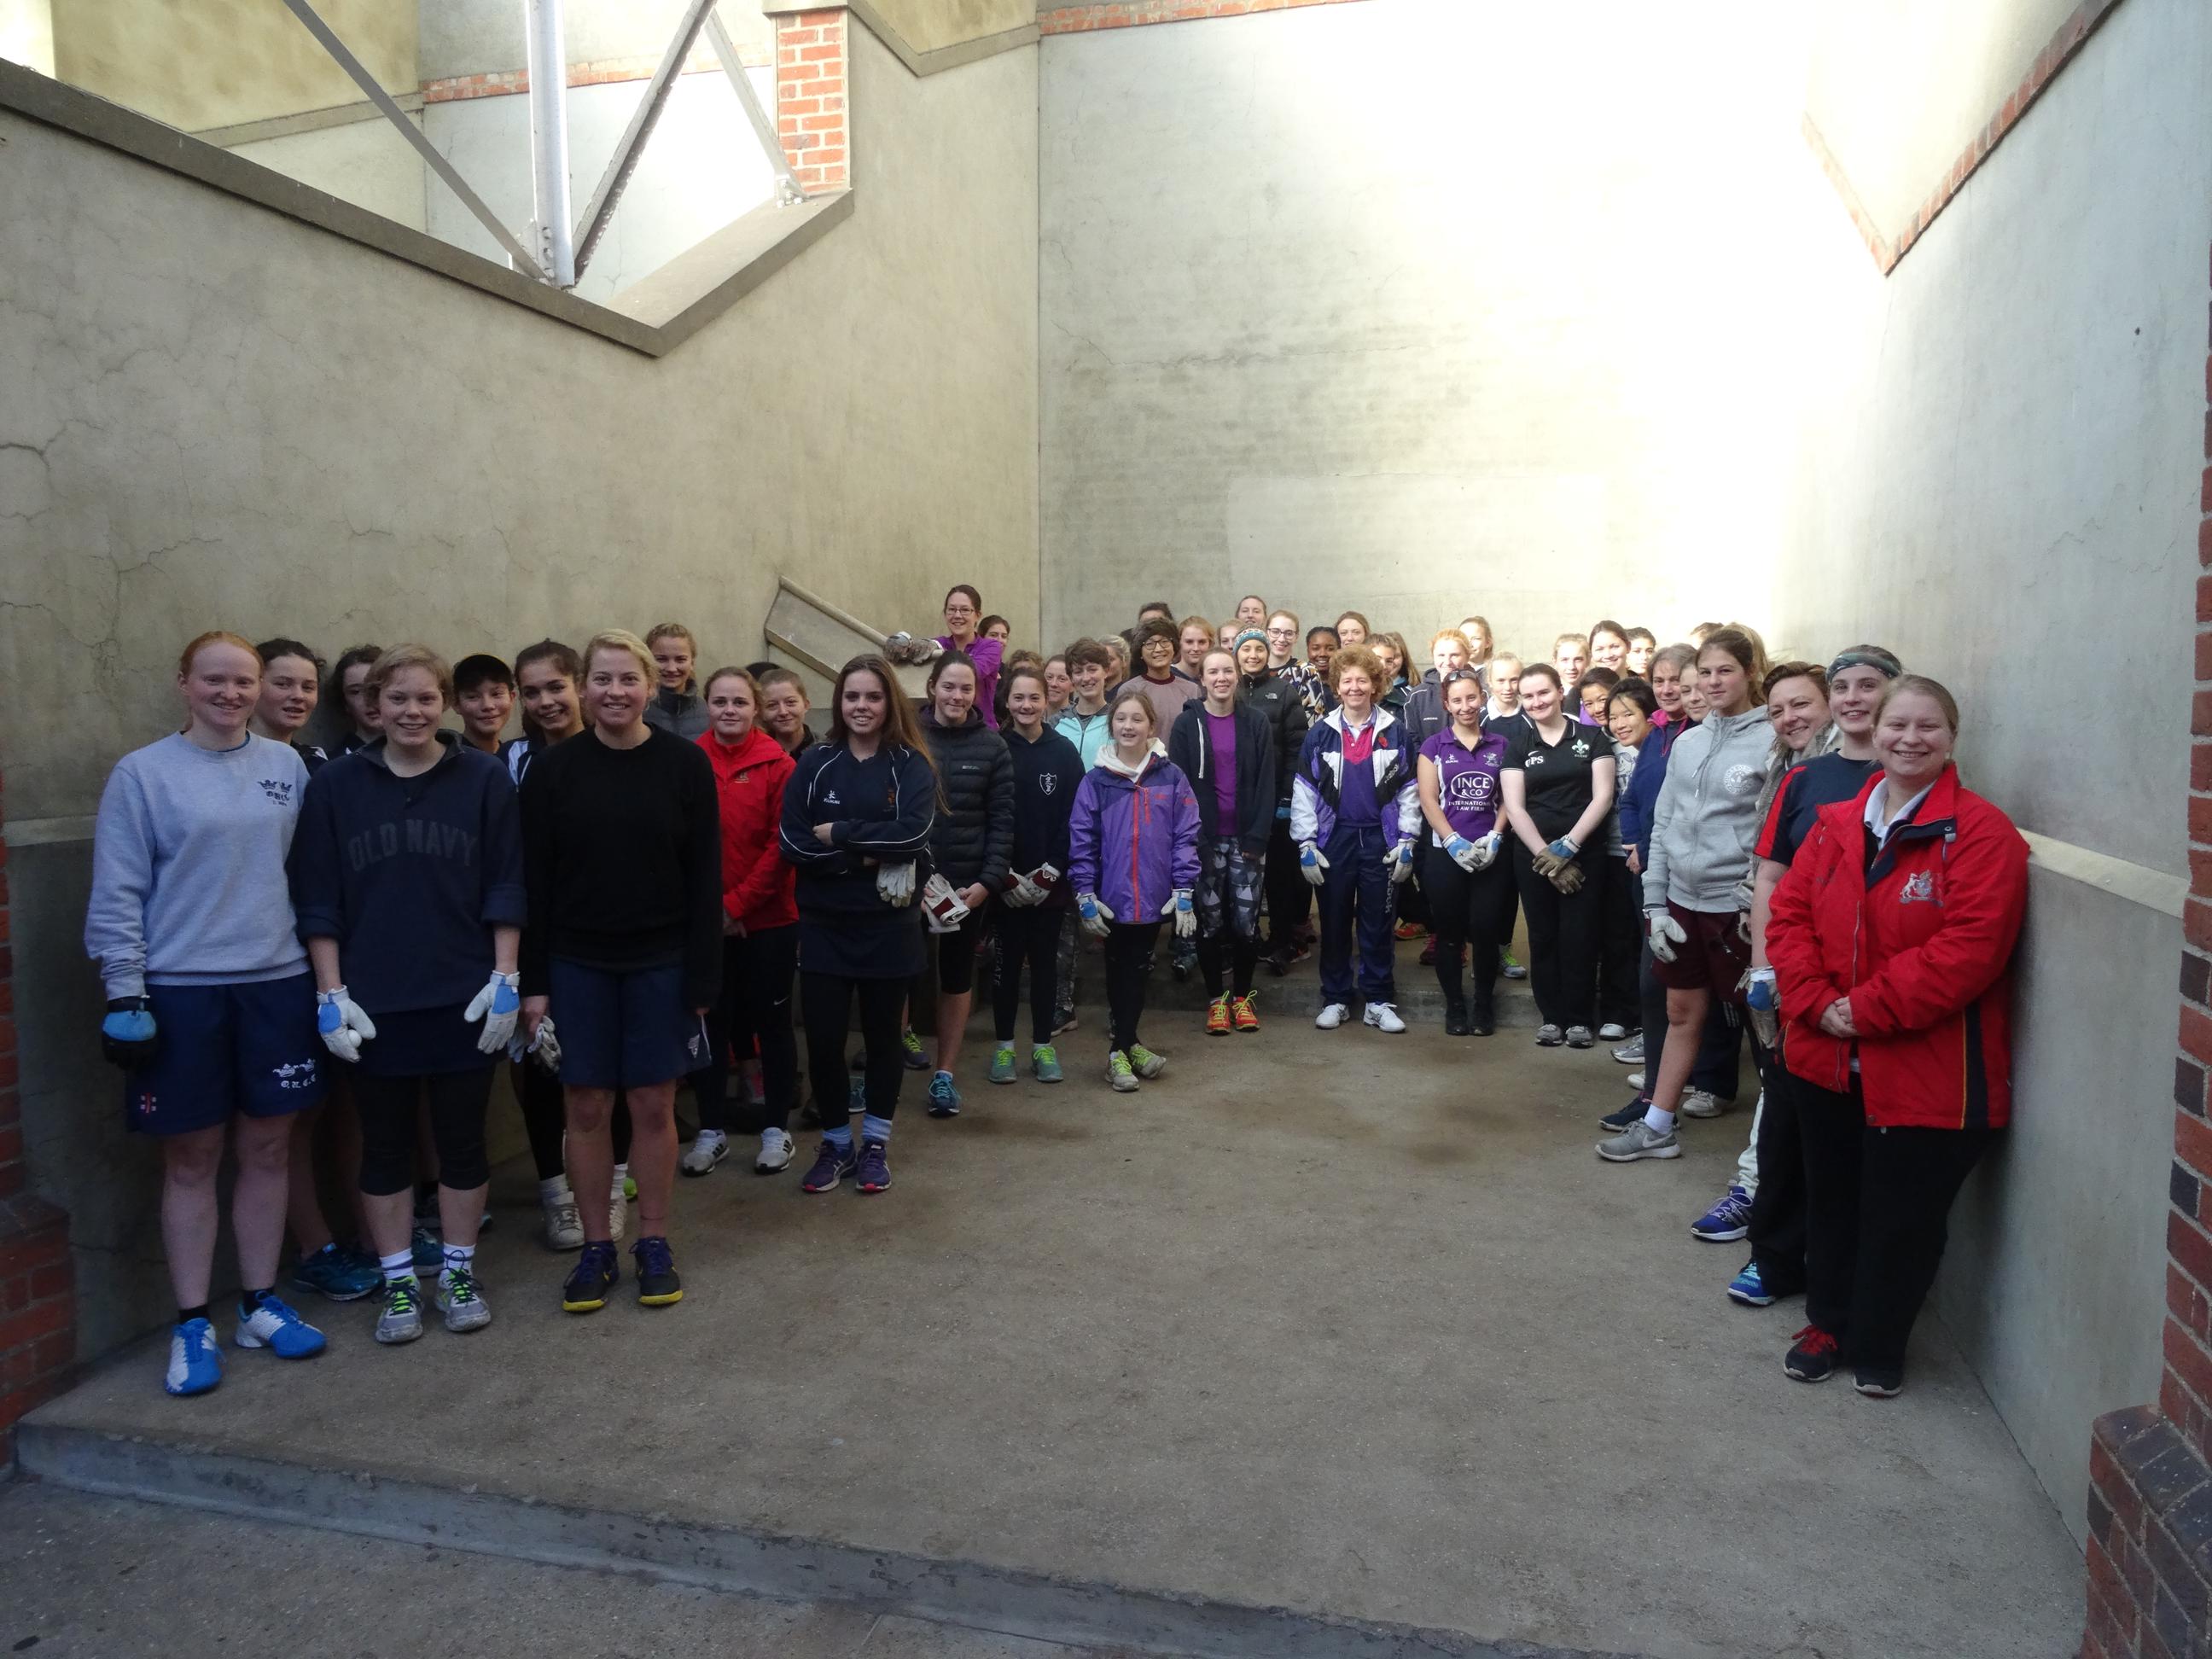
{"left": 1315, "top": 1003, "right": 1349, "bottom": 1030}
{"left": 680, "top": 1130, "right": 729, "bottom": 1177}
{"left": 1680, "top": 1089, "right": 1726, "bottom": 1119}
{"left": 1597, "top": 1023, "right": 1628, "bottom": 1041}
{"left": 1363, "top": 1002, "right": 1406, "bottom": 1033}
{"left": 608, "top": 1181, "right": 626, "bottom": 1243}
{"left": 541, "top": 1190, "right": 584, "bottom": 1252}
{"left": 755, "top": 1128, "right": 795, "bottom": 1173}
{"left": 1627, "top": 1071, "right": 1645, "bottom": 1091}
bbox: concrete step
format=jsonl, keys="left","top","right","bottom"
{"left": 14, "top": 1418, "right": 1631, "bottom": 1659}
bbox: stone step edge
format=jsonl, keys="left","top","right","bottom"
{"left": 13, "top": 1422, "right": 1631, "bottom": 1659}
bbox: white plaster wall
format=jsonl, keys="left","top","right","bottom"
{"left": 0, "top": 21, "right": 1039, "bottom": 1351}
{"left": 423, "top": 69, "right": 778, "bottom": 307}
{"left": 0, "top": 0, "right": 54, "bottom": 74}
{"left": 1038, "top": 0, "right": 1827, "bottom": 656}
{"left": 1776, "top": 0, "right": 2212, "bottom": 1541}
{"left": 230, "top": 113, "right": 431, "bottom": 234}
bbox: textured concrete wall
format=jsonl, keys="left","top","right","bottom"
{"left": 423, "top": 70, "right": 780, "bottom": 306}
{"left": 870, "top": 0, "right": 1035, "bottom": 54}
{"left": 230, "top": 114, "right": 431, "bottom": 235}
{"left": 419, "top": 0, "right": 773, "bottom": 84}
{"left": 1777, "top": 0, "right": 2212, "bottom": 1541}
{"left": 1038, "top": 0, "right": 1825, "bottom": 655}
{"left": 49, "top": 0, "right": 416, "bottom": 133}
{"left": 0, "top": 20, "right": 1039, "bottom": 1353}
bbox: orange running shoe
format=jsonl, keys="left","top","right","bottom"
{"left": 1231, "top": 993, "right": 1260, "bottom": 1033}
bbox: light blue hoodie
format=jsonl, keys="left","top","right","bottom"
{"left": 85, "top": 732, "right": 311, "bottom": 998}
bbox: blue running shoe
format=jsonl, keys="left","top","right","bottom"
{"left": 900, "top": 1028, "right": 929, "bottom": 1071}
{"left": 1598, "top": 1097, "right": 1647, "bottom": 1132}
{"left": 856, "top": 1139, "right": 891, "bottom": 1194}
{"left": 165, "top": 1317, "right": 222, "bottom": 1396}
{"left": 410, "top": 1222, "right": 442, "bottom": 1276}
{"left": 927, "top": 1072, "right": 961, "bottom": 1118}
{"left": 801, "top": 1139, "right": 858, "bottom": 1194}
{"left": 291, "top": 1241, "right": 378, "bottom": 1302}
{"left": 632, "top": 1236, "right": 683, "bottom": 1307}
{"left": 562, "top": 1242, "right": 620, "bottom": 1313}
{"left": 1691, "top": 1184, "right": 1754, "bottom": 1243}
{"left": 1726, "top": 1260, "right": 1775, "bottom": 1307}
{"left": 233, "top": 1294, "right": 327, "bottom": 1359}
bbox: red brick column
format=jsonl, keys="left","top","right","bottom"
{"left": 0, "top": 763, "right": 74, "bottom": 1455}
{"left": 2082, "top": 244, "right": 2212, "bottom": 1659}
{"left": 775, "top": 8, "right": 849, "bottom": 196}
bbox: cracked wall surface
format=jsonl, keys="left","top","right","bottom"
{"left": 1767, "top": 0, "right": 2212, "bottom": 1546}
{"left": 0, "top": 20, "right": 1039, "bottom": 1354}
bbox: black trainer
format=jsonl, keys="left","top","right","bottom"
{"left": 1598, "top": 1097, "right": 1647, "bottom": 1132}
{"left": 1443, "top": 996, "right": 1470, "bottom": 1037}
{"left": 1785, "top": 1325, "right": 1841, "bottom": 1382}
{"left": 632, "top": 1236, "right": 683, "bottom": 1307}
{"left": 1854, "top": 1368, "right": 1904, "bottom": 1399}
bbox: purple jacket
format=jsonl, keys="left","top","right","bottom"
{"left": 1066, "top": 753, "right": 1200, "bottom": 917}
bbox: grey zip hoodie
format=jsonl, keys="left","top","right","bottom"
{"left": 1641, "top": 708, "right": 1773, "bottom": 912}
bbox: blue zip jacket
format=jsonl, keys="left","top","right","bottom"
{"left": 1289, "top": 707, "right": 1420, "bottom": 852}
{"left": 288, "top": 734, "right": 525, "bottom": 1016}
{"left": 1618, "top": 717, "right": 1685, "bottom": 866}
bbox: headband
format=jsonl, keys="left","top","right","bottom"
{"left": 1828, "top": 648, "right": 1903, "bottom": 681}
{"left": 1233, "top": 628, "right": 1269, "bottom": 653}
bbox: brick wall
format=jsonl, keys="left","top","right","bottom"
{"left": 776, "top": 9, "right": 849, "bottom": 196}
{"left": 2083, "top": 242, "right": 2212, "bottom": 1658}
{"left": 0, "top": 763, "right": 75, "bottom": 1456}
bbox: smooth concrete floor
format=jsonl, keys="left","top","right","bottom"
{"left": 27, "top": 946, "right": 2085, "bottom": 1659}
{"left": 0, "top": 1483, "right": 1132, "bottom": 1658}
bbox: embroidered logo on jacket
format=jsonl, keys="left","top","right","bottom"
{"left": 1039, "top": 771, "right": 1058, "bottom": 795}
{"left": 1899, "top": 871, "right": 1936, "bottom": 905}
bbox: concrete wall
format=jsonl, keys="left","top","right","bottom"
{"left": 1037, "top": 0, "right": 1825, "bottom": 655}
{"left": 418, "top": 0, "right": 772, "bottom": 83}
{"left": 1775, "top": 0, "right": 2212, "bottom": 1540}
{"left": 49, "top": 0, "right": 416, "bottom": 133}
{"left": 0, "top": 18, "right": 1039, "bottom": 1355}
{"left": 230, "top": 114, "right": 431, "bottom": 234}
{"left": 870, "top": 0, "right": 1035, "bottom": 54}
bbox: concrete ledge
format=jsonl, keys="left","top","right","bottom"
{"left": 14, "top": 1422, "right": 1619, "bottom": 1659}
{"left": 0, "top": 60, "right": 846, "bottom": 361}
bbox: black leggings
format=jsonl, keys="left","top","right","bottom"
{"left": 692, "top": 927, "right": 800, "bottom": 1134}
{"left": 1421, "top": 842, "right": 1515, "bottom": 1004}
{"left": 1103, "top": 921, "right": 1163, "bottom": 1051}
{"left": 358, "top": 1068, "right": 494, "bottom": 1196}
{"left": 1197, "top": 934, "right": 1258, "bottom": 998}
{"left": 1264, "top": 816, "right": 1310, "bottom": 952}
{"left": 801, "top": 971, "right": 906, "bottom": 1121}
{"left": 516, "top": 1063, "right": 629, "bottom": 1183}
{"left": 993, "top": 905, "right": 1065, "bottom": 1045}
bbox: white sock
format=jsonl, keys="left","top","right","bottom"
{"left": 1643, "top": 1105, "right": 1677, "bottom": 1133}
{"left": 539, "top": 1174, "right": 573, "bottom": 1206}
{"left": 612, "top": 1162, "right": 629, "bottom": 1198}
{"left": 379, "top": 1249, "right": 415, "bottom": 1285}
{"left": 440, "top": 1243, "right": 474, "bottom": 1281}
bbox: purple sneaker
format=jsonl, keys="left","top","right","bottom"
{"left": 856, "top": 1139, "right": 891, "bottom": 1194}
{"left": 1691, "top": 1184, "right": 1754, "bottom": 1243}
{"left": 801, "top": 1140, "right": 857, "bottom": 1194}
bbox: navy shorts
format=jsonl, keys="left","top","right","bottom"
{"left": 548, "top": 958, "right": 705, "bottom": 1089}
{"left": 126, "top": 973, "right": 325, "bottom": 1136}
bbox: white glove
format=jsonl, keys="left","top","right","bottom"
{"left": 1470, "top": 830, "right": 1500, "bottom": 871}
{"left": 315, "top": 986, "right": 376, "bottom": 1063}
{"left": 1645, "top": 909, "right": 1687, "bottom": 963}
{"left": 921, "top": 872, "right": 970, "bottom": 934}
{"left": 1004, "top": 872, "right": 1047, "bottom": 907}
{"left": 1077, "top": 891, "right": 1114, "bottom": 940}
{"left": 876, "top": 861, "right": 917, "bottom": 906}
{"left": 1299, "top": 842, "right": 1329, "bottom": 888}
{"left": 1388, "top": 841, "right": 1417, "bottom": 885}
{"left": 464, "top": 970, "right": 521, "bottom": 1055}
{"left": 1167, "top": 888, "right": 1196, "bottom": 939}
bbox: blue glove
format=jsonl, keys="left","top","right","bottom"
{"left": 1545, "top": 836, "right": 1579, "bottom": 861}
{"left": 1169, "top": 887, "right": 1196, "bottom": 939}
{"left": 1445, "top": 835, "right": 1478, "bottom": 872}
{"left": 1388, "top": 841, "right": 1417, "bottom": 884}
{"left": 1077, "top": 890, "right": 1115, "bottom": 940}
{"left": 465, "top": 970, "right": 522, "bottom": 1055}
{"left": 1745, "top": 967, "right": 1778, "bottom": 1012}
{"left": 316, "top": 986, "right": 377, "bottom": 1063}
{"left": 1299, "top": 842, "right": 1330, "bottom": 888}
{"left": 101, "top": 996, "right": 158, "bottom": 1070}
{"left": 1275, "top": 802, "right": 1291, "bottom": 820}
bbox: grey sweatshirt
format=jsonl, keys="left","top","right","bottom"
{"left": 1641, "top": 708, "right": 1773, "bottom": 912}
{"left": 84, "top": 732, "right": 311, "bottom": 998}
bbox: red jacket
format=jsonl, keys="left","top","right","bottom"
{"left": 1765, "top": 765, "right": 2028, "bottom": 1130}
{"left": 698, "top": 726, "right": 797, "bottom": 932}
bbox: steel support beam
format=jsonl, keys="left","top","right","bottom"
{"left": 277, "top": 0, "right": 546, "bottom": 281}
{"left": 704, "top": 9, "right": 805, "bottom": 207}
{"left": 523, "top": 0, "right": 577, "bottom": 287}
{"left": 571, "top": 0, "right": 719, "bottom": 281}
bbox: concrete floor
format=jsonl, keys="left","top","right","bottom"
{"left": 20, "top": 944, "right": 2085, "bottom": 1659}
{"left": 0, "top": 1483, "right": 1132, "bottom": 1658}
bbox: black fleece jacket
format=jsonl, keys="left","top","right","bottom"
{"left": 1237, "top": 669, "right": 1309, "bottom": 802}
{"left": 1167, "top": 701, "right": 1277, "bottom": 856}
{"left": 919, "top": 706, "right": 1015, "bottom": 891}
{"left": 1002, "top": 725, "right": 1083, "bottom": 908}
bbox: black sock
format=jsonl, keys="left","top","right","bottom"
{"left": 238, "top": 1286, "right": 274, "bottom": 1316}
{"left": 178, "top": 1303, "right": 209, "bottom": 1324}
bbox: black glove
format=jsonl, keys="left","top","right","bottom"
{"left": 101, "top": 996, "right": 159, "bottom": 1070}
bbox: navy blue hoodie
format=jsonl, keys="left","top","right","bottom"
{"left": 779, "top": 740, "right": 935, "bottom": 977}
{"left": 1002, "top": 724, "right": 1083, "bottom": 908}
{"left": 288, "top": 733, "right": 526, "bottom": 1016}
